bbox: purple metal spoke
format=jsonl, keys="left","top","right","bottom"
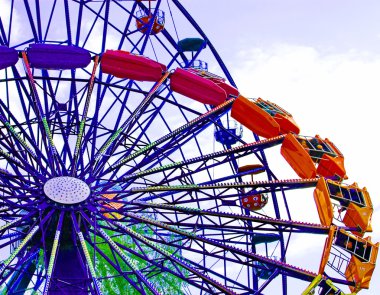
{"left": 112, "top": 219, "right": 238, "bottom": 295}
{"left": 87, "top": 72, "right": 171, "bottom": 177}
{"left": 80, "top": 210, "right": 162, "bottom": 295}
{"left": 42, "top": 211, "right": 64, "bottom": 294}
{"left": 120, "top": 140, "right": 274, "bottom": 182}
{"left": 94, "top": 211, "right": 237, "bottom": 294}
{"left": 93, "top": 212, "right": 241, "bottom": 294}
{"left": 22, "top": 52, "right": 60, "bottom": 174}
{"left": 72, "top": 56, "right": 99, "bottom": 176}
{"left": 116, "top": 211, "right": 323, "bottom": 283}
{"left": 100, "top": 98, "right": 236, "bottom": 178}
{"left": 71, "top": 212, "right": 103, "bottom": 295}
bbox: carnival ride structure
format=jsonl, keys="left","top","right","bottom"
{"left": 0, "top": 0, "right": 377, "bottom": 294}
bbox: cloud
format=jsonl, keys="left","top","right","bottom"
{"left": 230, "top": 44, "right": 380, "bottom": 294}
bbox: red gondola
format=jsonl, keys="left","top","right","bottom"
{"left": 170, "top": 68, "right": 227, "bottom": 105}
{"left": 101, "top": 50, "right": 166, "bottom": 82}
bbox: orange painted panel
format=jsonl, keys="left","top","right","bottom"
{"left": 280, "top": 134, "right": 317, "bottom": 179}
{"left": 362, "top": 187, "right": 373, "bottom": 208}
{"left": 316, "top": 154, "right": 347, "bottom": 180}
{"left": 231, "top": 95, "right": 280, "bottom": 138}
{"left": 345, "top": 256, "right": 377, "bottom": 292}
{"left": 318, "top": 226, "right": 336, "bottom": 274}
{"left": 363, "top": 187, "right": 373, "bottom": 232}
{"left": 313, "top": 178, "right": 333, "bottom": 226}
{"left": 273, "top": 113, "right": 300, "bottom": 135}
{"left": 343, "top": 202, "right": 373, "bottom": 237}
{"left": 324, "top": 137, "right": 344, "bottom": 157}
{"left": 364, "top": 237, "right": 379, "bottom": 264}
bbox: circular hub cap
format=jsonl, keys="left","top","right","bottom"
{"left": 43, "top": 177, "right": 90, "bottom": 204}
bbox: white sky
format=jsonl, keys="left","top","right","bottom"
{"left": 181, "top": 1, "right": 380, "bottom": 294}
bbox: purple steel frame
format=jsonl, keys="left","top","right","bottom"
{"left": 0, "top": 1, "right": 366, "bottom": 295}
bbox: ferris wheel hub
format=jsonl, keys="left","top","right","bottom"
{"left": 43, "top": 177, "right": 90, "bottom": 205}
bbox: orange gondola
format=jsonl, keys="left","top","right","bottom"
{"left": 281, "top": 134, "right": 347, "bottom": 180}
{"left": 232, "top": 95, "right": 280, "bottom": 138}
{"left": 231, "top": 96, "right": 300, "bottom": 138}
{"left": 255, "top": 98, "right": 300, "bottom": 135}
{"left": 314, "top": 178, "right": 374, "bottom": 235}
{"left": 346, "top": 255, "right": 377, "bottom": 292}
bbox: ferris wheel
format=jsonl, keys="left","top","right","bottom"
{"left": 0, "top": 1, "right": 377, "bottom": 294}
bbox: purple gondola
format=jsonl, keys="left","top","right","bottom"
{"left": 27, "top": 44, "right": 91, "bottom": 70}
{"left": 0, "top": 46, "right": 18, "bottom": 70}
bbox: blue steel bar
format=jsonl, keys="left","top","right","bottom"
{"left": 43, "top": 211, "right": 64, "bottom": 295}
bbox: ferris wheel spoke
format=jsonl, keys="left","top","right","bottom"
{"left": 104, "top": 86, "right": 176, "bottom": 171}
{"left": 37, "top": 73, "right": 77, "bottom": 167}
{"left": 0, "top": 246, "right": 41, "bottom": 291}
{"left": 112, "top": 220, "right": 238, "bottom": 295}
{"left": 85, "top": 236, "right": 153, "bottom": 295}
{"left": 128, "top": 178, "right": 319, "bottom": 196}
{"left": 22, "top": 52, "right": 62, "bottom": 174}
{"left": 121, "top": 136, "right": 283, "bottom": 184}
{"left": 0, "top": 148, "right": 35, "bottom": 179}
{"left": 0, "top": 139, "right": 47, "bottom": 181}
{"left": 71, "top": 212, "right": 103, "bottom": 295}
{"left": 130, "top": 201, "right": 333, "bottom": 234}
{"left": 0, "top": 232, "right": 28, "bottom": 251}
{"left": 117, "top": 211, "right": 323, "bottom": 283}
{"left": 0, "top": 177, "right": 40, "bottom": 195}
{"left": 0, "top": 86, "right": 53, "bottom": 176}
{"left": 114, "top": 178, "right": 317, "bottom": 205}
{"left": 0, "top": 209, "right": 26, "bottom": 220}
{"left": 104, "top": 98, "right": 236, "bottom": 177}
{"left": 88, "top": 71, "right": 171, "bottom": 177}
{"left": 0, "top": 105, "right": 47, "bottom": 171}
{"left": 0, "top": 225, "right": 40, "bottom": 277}
{"left": 0, "top": 194, "right": 41, "bottom": 212}
{"left": 72, "top": 56, "right": 100, "bottom": 176}
{"left": 0, "top": 210, "right": 37, "bottom": 233}
{"left": 94, "top": 199, "right": 332, "bottom": 235}
{"left": 93, "top": 214, "right": 225, "bottom": 294}
{"left": 79, "top": 213, "right": 162, "bottom": 295}
{"left": 42, "top": 211, "right": 63, "bottom": 295}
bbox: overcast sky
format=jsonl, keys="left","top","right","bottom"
{"left": 181, "top": 1, "right": 380, "bottom": 294}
